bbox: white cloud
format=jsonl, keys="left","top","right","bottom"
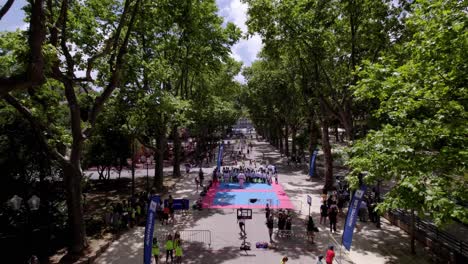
{"left": 217, "top": 0, "right": 263, "bottom": 72}
{"left": 19, "top": 23, "right": 29, "bottom": 31}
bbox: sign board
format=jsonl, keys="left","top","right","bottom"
{"left": 143, "top": 195, "right": 161, "bottom": 264}
{"left": 164, "top": 199, "right": 190, "bottom": 210}
{"left": 307, "top": 195, "right": 312, "bottom": 206}
{"left": 342, "top": 185, "right": 367, "bottom": 251}
{"left": 237, "top": 208, "right": 252, "bottom": 220}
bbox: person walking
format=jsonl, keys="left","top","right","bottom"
{"left": 266, "top": 214, "right": 274, "bottom": 242}
{"left": 199, "top": 168, "right": 204, "bottom": 187}
{"left": 316, "top": 255, "right": 324, "bottom": 264}
{"left": 152, "top": 238, "right": 160, "bottom": 264}
{"left": 165, "top": 234, "right": 174, "bottom": 263}
{"left": 195, "top": 177, "right": 200, "bottom": 192}
{"left": 281, "top": 256, "right": 289, "bottom": 264}
{"left": 326, "top": 245, "right": 335, "bottom": 264}
{"left": 238, "top": 217, "right": 246, "bottom": 236}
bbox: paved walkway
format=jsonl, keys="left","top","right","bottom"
{"left": 96, "top": 138, "right": 432, "bottom": 264}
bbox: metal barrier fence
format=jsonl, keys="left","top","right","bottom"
{"left": 245, "top": 198, "right": 303, "bottom": 214}
{"left": 155, "top": 230, "right": 212, "bottom": 248}
{"left": 387, "top": 209, "right": 468, "bottom": 262}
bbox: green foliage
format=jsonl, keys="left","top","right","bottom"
{"left": 348, "top": 0, "right": 468, "bottom": 225}
{"left": 83, "top": 102, "right": 132, "bottom": 170}
{"left": 0, "top": 31, "right": 28, "bottom": 77}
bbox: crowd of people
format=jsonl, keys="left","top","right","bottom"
{"left": 103, "top": 192, "right": 149, "bottom": 231}
{"left": 152, "top": 231, "right": 183, "bottom": 264}
{"left": 219, "top": 165, "right": 278, "bottom": 185}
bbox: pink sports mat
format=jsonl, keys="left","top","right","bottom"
{"left": 202, "top": 182, "right": 295, "bottom": 209}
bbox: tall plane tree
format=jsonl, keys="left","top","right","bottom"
{"left": 1, "top": 0, "right": 142, "bottom": 253}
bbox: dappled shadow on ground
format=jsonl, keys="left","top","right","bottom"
{"left": 341, "top": 219, "right": 432, "bottom": 264}
{"left": 95, "top": 227, "right": 144, "bottom": 264}
{"left": 183, "top": 242, "right": 241, "bottom": 264}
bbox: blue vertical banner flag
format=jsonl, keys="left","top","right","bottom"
{"left": 144, "top": 195, "right": 160, "bottom": 264}
{"left": 342, "top": 185, "right": 367, "bottom": 251}
{"left": 217, "top": 143, "right": 224, "bottom": 171}
{"left": 308, "top": 149, "right": 318, "bottom": 177}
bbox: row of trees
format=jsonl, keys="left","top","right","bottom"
{"left": 241, "top": 0, "right": 467, "bottom": 226}
{"left": 1, "top": 0, "right": 241, "bottom": 255}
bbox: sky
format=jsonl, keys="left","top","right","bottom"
{"left": 0, "top": 0, "right": 261, "bottom": 83}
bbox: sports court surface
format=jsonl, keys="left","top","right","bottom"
{"left": 202, "top": 182, "right": 294, "bottom": 209}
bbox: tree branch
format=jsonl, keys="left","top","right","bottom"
{"left": 0, "top": 0, "right": 46, "bottom": 96}
{"left": 86, "top": 0, "right": 142, "bottom": 136}
{"left": 0, "top": 0, "right": 15, "bottom": 21}
{"left": 2, "top": 93, "right": 66, "bottom": 163}
{"left": 84, "top": 38, "right": 114, "bottom": 82}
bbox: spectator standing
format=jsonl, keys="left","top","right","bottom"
{"left": 168, "top": 195, "right": 174, "bottom": 212}
{"left": 165, "top": 234, "right": 174, "bottom": 263}
{"left": 359, "top": 200, "right": 368, "bottom": 222}
{"left": 265, "top": 203, "right": 271, "bottom": 219}
{"left": 307, "top": 216, "right": 318, "bottom": 243}
{"left": 320, "top": 201, "right": 328, "bottom": 225}
{"left": 152, "top": 238, "right": 160, "bottom": 264}
{"left": 328, "top": 204, "right": 338, "bottom": 233}
{"left": 163, "top": 205, "right": 170, "bottom": 225}
{"left": 174, "top": 239, "right": 183, "bottom": 264}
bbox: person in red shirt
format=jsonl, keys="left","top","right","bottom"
{"left": 326, "top": 245, "right": 335, "bottom": 264}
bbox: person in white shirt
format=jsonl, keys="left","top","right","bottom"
{"left": 238, "top": 170, "right": 246, "bottom": 188}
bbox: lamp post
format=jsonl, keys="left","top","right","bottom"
{"left": 28, "top": 195, "right": 40, "bottom": 211}
{"left": 9, "top": 195, "right": 23, "bottom": 211}
{"left": 10, "top": 195, "right": 42, "bottom": 262}
{"left": 127, "top": 157, "right": 135, "bottom": 197}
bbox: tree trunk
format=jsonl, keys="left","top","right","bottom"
{"left": 284, "top": 125, "right": 289, "bottom": 157}
{"left": 321, "top": 120, "right": 334, "bottom": 190}
{"left": 154, "top": 131, "right": 166, "bottom": 190}
{"left": 338, "top": 106, "right": 354, "bottom": 141}
{"left": 97, "top": 166, "right": 105, "bottom": 180}
{"left": 309, "top": 119, "right": 319, "bottom": 154}
{"left": 131, "top": 139, "right": 136, "bottom": 196}
{"left": 278, "top": 126, "right": 284, "bottom": 154}
{"left": 62, "top": 162, "right": 87, "bottom": 253}
{"left": 106, "top": 166, "right": 111, "bottom": 180}
{"left": 291, "top": 127, "right": 297, "bottom": 158}
{"left": 172, "top": 125, "right": 181, "bottom": 178}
